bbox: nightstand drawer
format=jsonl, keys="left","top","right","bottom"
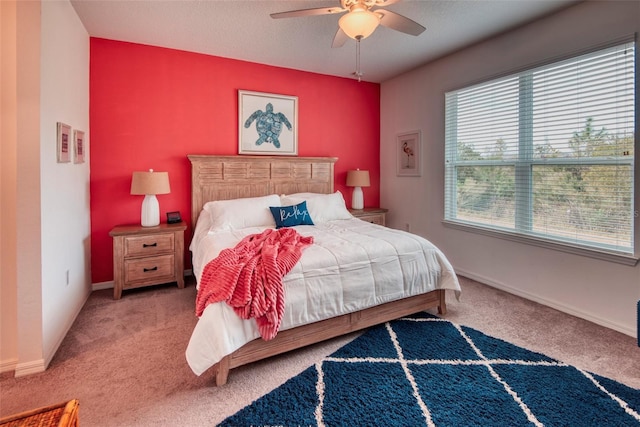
{"left": 124, "top": 233, "right": 174, "bottom": 257}
{"left": 357, "top": 214, "right": 385, "bottom": 225}
{"left": 125, "top": 254, "right": 175, "bottom": 284}
{"left": 349, "top": 208, "right": 388, "bottom": 226}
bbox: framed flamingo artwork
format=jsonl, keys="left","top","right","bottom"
{"left": 238, "top": 90, "right": 298, "bottom": 156}
{"left": 396, "top": 130, "right": 421, "bottom": 176}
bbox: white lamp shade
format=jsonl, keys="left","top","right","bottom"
{"left": 338, "top": 8, "right": 380, "bottom": 40}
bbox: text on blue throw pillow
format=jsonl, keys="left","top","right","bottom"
{"left": 269, "top": 201, "right": 315, "bottom": 229}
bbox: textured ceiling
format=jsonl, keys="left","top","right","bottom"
{"left": 70, "top": 0, "right": 580, "bottom": 83}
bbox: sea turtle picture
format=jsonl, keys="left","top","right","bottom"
{"left": 244, "top": 102, "right": 292, "bottom": 148}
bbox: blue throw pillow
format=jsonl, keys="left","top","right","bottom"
{"left": 269, "top": 201, "right": 314, "bottom": 229}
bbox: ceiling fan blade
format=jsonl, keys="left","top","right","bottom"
{"left": 376, "top": 9, "right": 425, "bottom": 36}
{"left": 270, "top": 6, "right": 346, "bottom": 19}
{"left": 332, "top": 28, "right": 349, "bottom": 48}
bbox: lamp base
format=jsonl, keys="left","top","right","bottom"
{"left": 351, "top": 186, "right": 364, "bottom": 210}
{"left": 141, "top": 194, "right": 160, "bottom": 227}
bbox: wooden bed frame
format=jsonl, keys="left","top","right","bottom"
{"left": 188, "top": 154, "right": 446, "bottom": 385}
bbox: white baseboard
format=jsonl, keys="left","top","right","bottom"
{"left": 14, "top": 358, "right": 46, "bottom": 377}
{"left": 0, "top": 357, "right": 18, "bottom": 374}
{"left": 454, "top": 267, "right": 636, "bottom": 338}
{"left": 92, "top": 280, "right": 113, "bottom": 291}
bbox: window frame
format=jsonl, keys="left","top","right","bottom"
{"left": 443, "top": 38, "right": 638, "bottom": 266}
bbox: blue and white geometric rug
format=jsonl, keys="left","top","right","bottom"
{"left": 219, "top": 312, "right": 640, "bottom": 426}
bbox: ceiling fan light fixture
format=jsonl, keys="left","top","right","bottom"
{"left": 338, "top": 8, "right": 380, "bottom": 40}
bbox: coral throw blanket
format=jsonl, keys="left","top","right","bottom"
{"left": 195, "top": 228, "right": 313, "bottom": 340}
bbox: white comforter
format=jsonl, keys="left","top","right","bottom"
{"left": 186, "top": 218, "right": 461, "bottom": 375}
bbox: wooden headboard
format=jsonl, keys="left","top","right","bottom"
{"left": 188, "top": 155, "right": 338, "bottom": 226}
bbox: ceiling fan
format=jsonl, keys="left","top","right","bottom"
{"left": 270, "top": 0, "right": 426, "bottom": 48}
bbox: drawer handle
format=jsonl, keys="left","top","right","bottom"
{"left": 143, "top": 243, "right": 157, "bottom": 248}
{"left": 143, "top": 266, "right": 158, "bottom": 272}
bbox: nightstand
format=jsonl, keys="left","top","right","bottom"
{"left": 349, "top": 208, "right": 388, "bottom": 226}
{"left": 109, "top": 222, "right": 187, "bottom": 299}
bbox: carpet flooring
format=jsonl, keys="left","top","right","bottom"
{"left": 1, "top": 277, "right": 638, "bottom": 426}
{"left": 220, "top": 313, "right": 640, "bottom": 426}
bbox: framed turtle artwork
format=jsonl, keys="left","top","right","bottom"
{"left": 238, "top": 90, "right": 298, "bottom": 156}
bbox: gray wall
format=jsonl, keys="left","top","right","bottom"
{"left": 381, "top": 1, "right": 640, "bottom": 337}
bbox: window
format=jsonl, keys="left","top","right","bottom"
{"left": 445, "top": 41, "right": 636, "bottom": 258}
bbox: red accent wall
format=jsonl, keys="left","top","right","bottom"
{"left": 90, "top": 38, "right": 380, "bottom": 284}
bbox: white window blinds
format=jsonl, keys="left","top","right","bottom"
{"left": 445, "top": 40, "right": 636, "bottom": 255}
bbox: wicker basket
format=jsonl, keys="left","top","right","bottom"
{"left": 0, "top": 399, "right": 79, "bottom": 427}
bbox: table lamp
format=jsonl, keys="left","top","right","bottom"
{"left": 130, "top": 169, "right": 171, "bottom": 227}
{"left": 346, "top": 169, "right": 370, "bottom": 210}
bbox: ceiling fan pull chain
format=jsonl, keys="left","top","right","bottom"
{"left": 354, "top": 35, "right": 363, "bottom": 82}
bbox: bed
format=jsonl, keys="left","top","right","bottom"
{"left": 185, "top": 155, "right": 461, "bottom": 385}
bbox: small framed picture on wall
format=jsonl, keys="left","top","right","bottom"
{"left": 74, "top": 130, "right": 85, "bottom": 164}
{"left": 396, "top": 130, "right": 421, "bottom": 177}
{"left": 56, "top": 122, "right": 71, "bottom": 163}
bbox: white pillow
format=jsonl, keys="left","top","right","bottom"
{"left": 281, "top": 191, "right": 352, "bottom": 223}
{"left": 204, "top": 194, "right": 281, "bottom": 231}
{"left": 282, "top": 192, "right": 325, "bottom": 199}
